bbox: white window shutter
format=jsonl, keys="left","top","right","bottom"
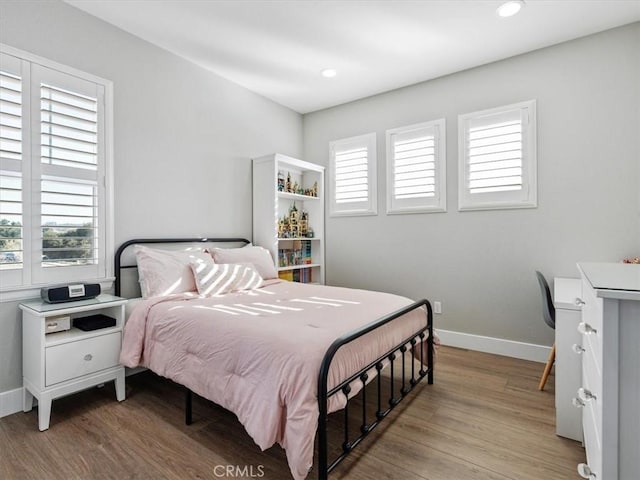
{"left": 334, "top": 145, "right": 369, "bottom": 204}
{"left": 386, "top": 119, "right": 446, "bottom": 214}
{"left": 1, "top": 54, "right": 26, "bottom": 287}
{"left": 31, "top": 64, "right": 106, "bottom": 284}
{"left": 41, "top": 83, "right": 98, "bottom": 171}
{"left": 330, "top": 133, "right": 377, "bottom": 216}
{"left": 458, "top": 100, "right": 537, "bottom": 211}
{"left": 41, "top": 176, "right": 99, "bottom": 267}
{"left": 0, "top": 46, "right": 112, "bottom": 294}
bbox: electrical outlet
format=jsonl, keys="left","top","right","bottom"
{"left": 434, "top": 301, "right": 442, "bottom": 314}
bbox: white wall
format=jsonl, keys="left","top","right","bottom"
{"left": 0, "top": 0, "right": 302, "bottom": 393}
{"left": 303, "top": 23, "right": 640, "bottom": 347}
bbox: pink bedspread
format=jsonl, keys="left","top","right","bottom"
{"left": 120, "top": 280, "right": 431, "bottom": 479}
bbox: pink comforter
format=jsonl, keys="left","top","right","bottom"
{"left": 120, "top": 280, "right": 431, "bottom": 479}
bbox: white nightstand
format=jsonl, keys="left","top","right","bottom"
{"left": 20, "top": 294, "right": 127, "bottom": 431}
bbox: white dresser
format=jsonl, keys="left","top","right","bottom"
{"left": 575, "top": 263, "right": 640, "bottom": 480}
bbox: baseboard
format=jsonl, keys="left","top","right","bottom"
{"left": 0, "top": 387, "right": 23, "bottom": 418}
{"left": 437, "top": 329, "right": 551, "bottom": 363}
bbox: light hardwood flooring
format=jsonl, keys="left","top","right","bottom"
{"left": 0, "top": 346, "right": 585, "bottom": 479}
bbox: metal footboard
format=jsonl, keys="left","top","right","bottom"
{"left": 316, "top": 299, "right": 433, "bottom": 479}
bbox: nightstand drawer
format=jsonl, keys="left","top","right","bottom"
{"left": 45, "top": 332, "right": 121, "bottom": 386}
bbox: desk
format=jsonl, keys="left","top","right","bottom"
{"left": 553, "top": 277, "right": 583, "bottom": 442}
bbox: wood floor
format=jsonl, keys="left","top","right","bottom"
{"left": 0, "top": 346, "right": 584, "bottom": 480}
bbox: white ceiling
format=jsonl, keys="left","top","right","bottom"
{"left": 65, "top": 0, "right": 640, "bottom": 114}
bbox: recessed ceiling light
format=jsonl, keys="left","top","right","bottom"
{"left": 496, "top": 0, "right": 524, "bottom": 18}
{"left": 321, "top": 68, "right": 337, "bottom": 78}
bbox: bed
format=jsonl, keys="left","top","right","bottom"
{"left": 115, "top": 237, "right": 434, "bottom": 480}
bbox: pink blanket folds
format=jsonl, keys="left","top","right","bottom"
{"left": 120, "top": 280, "right": 431, "bottom": 479}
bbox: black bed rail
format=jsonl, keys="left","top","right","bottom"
{"left": 317, "top": 299, "right": 433, "bottom": 479}
{"left": 114, "top": 237, "right": 251, "bottom": 296}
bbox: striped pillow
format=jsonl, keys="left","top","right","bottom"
{"left": 190, "top": 260, "right": 264, "bottom": 296}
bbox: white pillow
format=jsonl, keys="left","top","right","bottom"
{"left": 209, "top": 245, "right": 277, "bottom": 279}
{"left": 190, "top": 260, "right": 264, "bottom": 296}
{"left": 135, "top": 245, "right": 210, "bottom": 298}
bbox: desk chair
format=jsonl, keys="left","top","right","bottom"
{"left": 536, "top": 271, "right": 556, "bottom": 391}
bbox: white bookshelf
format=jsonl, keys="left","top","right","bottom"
{"left": 252, "top": 153, "right": 325, "bottom": 284}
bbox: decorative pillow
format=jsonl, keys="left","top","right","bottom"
{"left": 209, "top": 245, "right": 277, "bottom": 279}
{"left": 135, "top": 245, "right": 210, "bottom": 298}
{"left": 190, "top": 260, "right": 264, "bottom": 296}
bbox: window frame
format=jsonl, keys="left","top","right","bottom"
{"left": 329, "top": 132, "right": 377, "bottom": 217}
{"left": 386, "top": 119, "right": 446, "bottom": 215}
{"left": 0, "top": 44, "right": 114, "bottom": 301}
{"left": 458, "top": 100, "right": 537, "bottom": 212}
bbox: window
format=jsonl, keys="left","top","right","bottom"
{"left": 329, "top": 133, "right": 377, "bottom": 216}
{"left": 458, "top": 100, "right": 536, "bottom": 211}
{"left": 386, "top": 119, "right": 446, "bottom": 214}
{"left": 0, "top": 46, "right": 113, "bottom": 296}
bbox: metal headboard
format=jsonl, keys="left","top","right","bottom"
{"left": 114, "top": 237, "right": 251, "bottom": 297}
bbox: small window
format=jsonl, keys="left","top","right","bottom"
{"left": 386, "top": 119, "right": 446, "bottom": 214}
{"left": 458, "top": 100, "right": 536, "bottom": 211}
{"left": 329, "top": 133, "right": 377, "bottom": 216}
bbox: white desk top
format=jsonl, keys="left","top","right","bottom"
{"left": 554, "top": 277, "right": 582, "bottom": 310}
{"left": 578, "top": 262, "right": 640, "bottom": 301}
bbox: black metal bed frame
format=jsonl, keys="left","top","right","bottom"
{"left": 115, "top": 237, "right": 433, "bottom": 480}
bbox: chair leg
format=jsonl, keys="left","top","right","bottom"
{"left": 538, "top": 343, "right": 556, "bottom": 391}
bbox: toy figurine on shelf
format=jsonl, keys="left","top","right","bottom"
{"left": 286, "top": 172, "right": 292, "bottom": 193}
{"left": 299, "top": 211, "right": 309, "bottom": 236}
{"left": 278, "top": 202, "right": 312, "bottom": 239}
{"left": 292, "top": 182, "right": 299, "bottom": 195}
{"left": 289, "top": 202, "right": 298, "bottom": 222}
{"left": 306, "top": 228, "right": 314, "bottom": 238}
{"left": 277, "top": 171, "right": 285, "bottom": 192}
{"left": 312, "top": 181, "right": 318, "bottom": 197}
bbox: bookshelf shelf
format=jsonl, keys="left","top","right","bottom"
{"left": 278, "top": 192, "right": 320, "bottom": 201}
{"left": 253, "top": 154, "right": 325, "bottom": 285}
{"left": 278, "top": 264, "right": 321, "bottom": 272}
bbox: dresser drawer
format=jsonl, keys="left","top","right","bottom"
{"left": 583, "top": 329, "right": 602, "bottom": 378}
{"left": 582, "top": 396, "right": 602, "bottom": 479}
{"left": 581, "top": 356, "right": 602, "bottom": 443}
{"left": 45, "top": 332, "right": 121, "bottom": 386}
{"left": 579, "top": 278, "right": 603, "bottom": 371}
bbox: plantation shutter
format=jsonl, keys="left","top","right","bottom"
{"left": 330, "top": 133, "right": 377, "bottom": 216}
{"left": 0, "top": 54, "right": 25, "bottom": 286}
{"left": 334, "top": 146, "right": 369, "bottom": 204}
{"left": 458, "top": 101, "right": 536, "bottom": 211}
{"left": 393, "top": 131, "right": 435, "bottom": 199}
{"left": 0, "top": 46, "right": 112, "bottom": 294}
{"left": 31, "top": 64, "right": 106, "bottom": 284}
{"left": 386, "top": 119, "right": 446, "bottom": 214}
{"left": 466, "top": 109, "right": 523, "bottom": 194}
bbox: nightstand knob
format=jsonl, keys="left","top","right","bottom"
{"left": 84, "top": 354, "right": 93, "bottom": 361}
{"left": 572, "top": 344, "right": 585, "bottom": 354}
{"left": 577, "top": 322, "right": 597, "bottom": 335}
{"left": 574, "top": 298, "right": 586, "bottom": 307}
{"left": 577, "top": 463, "right": 596, "bottom": 478}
